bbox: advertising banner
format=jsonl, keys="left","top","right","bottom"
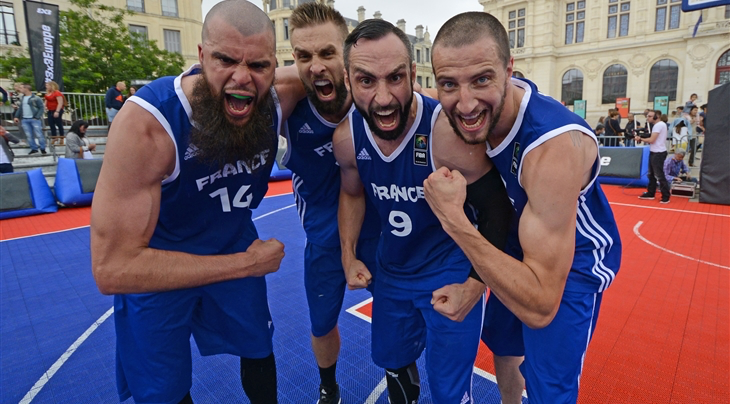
{"left": 24, "top": 1, "right": 63, "bottom": 91}
{"left": 573, "top": 100, "right": 587, "bottom": 119}
{"left": 654, "top": 96, "right": 669, "bottom": 116}
{"left": 615, "top": 97, "right": 630, "bottom": 118}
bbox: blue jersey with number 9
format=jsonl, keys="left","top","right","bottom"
{"left": 350, "top": 93, "right": 470, "bottom": 290}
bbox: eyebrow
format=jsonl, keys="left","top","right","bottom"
{"left": 352, "top": 63, "right": 407, "bottom": 78}
{"left": 436, "top": 67, "right": 496, "bottom": 82}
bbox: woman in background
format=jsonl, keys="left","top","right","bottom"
{"left": 65, "top": 120, "right": 95, "bottom": 159}
{"left": 44, "top": 81, "right": 65, "bottom": 138}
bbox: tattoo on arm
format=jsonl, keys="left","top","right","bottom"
{"left": 569, "top": 131, "right": 583, "bottom": 147}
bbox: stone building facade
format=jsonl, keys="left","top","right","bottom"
{"left": 479, "top": 0, "right": 730, "bottom": 124}
{"left": 263, "top": 0, "right": 435, "bottom": 87}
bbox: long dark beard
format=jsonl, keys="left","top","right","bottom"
{"left": 189, "top": 74, "right": 274, "bottom": 166}
{"left": 355, "top": 89, "right": 414, "bottom": 142}
{"left": 305, "top": 79, "right": 348, "bottom": 117}
{"left": 448, "top": 81, "right": 507, "bottom": 145}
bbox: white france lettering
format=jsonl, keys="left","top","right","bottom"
{"left": 390, "top": 185, "right": 407, "bottom": 202}
{"left": 209, "top": 170, "right": 223, "bottom": 186}
{"left": 196, "top": 177, "right": 209, "bottom": 191}
{"left": 222, "top": 163, "right": 238, "bottom": 177}
{"left": 314, "top": 142, "right": 334, "bottom": 157}
{"left": 376, "top": 185, "right": 390, "bottom": 200}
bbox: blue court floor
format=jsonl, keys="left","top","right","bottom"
{"left": 1, "top": 194, "right": 512, "bottom": 404}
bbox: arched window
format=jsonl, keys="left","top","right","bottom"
{"left": 648, "top": 59, "right": 678, "bottom": 101}
{"left": 513, "top": 71, "right": 525, "bottom": 78}
{"left": 561, "top": 69, "right": 584, "bottom": 106}
{"left": 716, "top": 49, "right": 730, "bottom": 85}
{"left": 602, "top": 64, "right": 627, "bottom": 104}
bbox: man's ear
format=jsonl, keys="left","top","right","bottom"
{"left": 344, "top": 68, "right": 351, "bottom": 92}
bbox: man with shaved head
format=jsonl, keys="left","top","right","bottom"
{"left": 424, "top": 11, "right": 622, "bottom": 404}
{"left": 91, "top": 1, "right": 303, "bottom": 402}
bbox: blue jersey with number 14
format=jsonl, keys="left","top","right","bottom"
{"left": 350, "top": 93, "right": 470, "bottom": 290}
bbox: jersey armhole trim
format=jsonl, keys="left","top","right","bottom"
{"left": 127, "top": 97, "right": 180, "bottom": 185}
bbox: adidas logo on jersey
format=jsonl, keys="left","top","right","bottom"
{"left": 298, "top": 123, "right": 314, "bottom": 134}
{"left": 357, "top": 148, "right": 371, "bottom": 160}
{"left": 184, "top": 144, "right": 200, "bottom": 160}
{"left": 460, "top": 392, "right": 471, "bottom": 404}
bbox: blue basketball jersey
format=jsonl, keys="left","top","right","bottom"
{"left": 486, "top": 78, "right": 621, "bottom": 293}
{"left": 129, "top": 64, "right": 280, "bottom": 255}
{"left": 283, "top": 98, "right": 379, "bottom": 248}
{"left": 350, "top": 93, "right": 470, "bottom": 289}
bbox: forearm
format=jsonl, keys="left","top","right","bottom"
{"left": 338, "top": 189, "right": 365, "bottom": 267}
{"left": 441, "top": 218, "right": 557, "bottom": 328}
{"left": 91, "top": 240, "right": 256, "bottom": 294}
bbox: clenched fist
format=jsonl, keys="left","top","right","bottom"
{"left": 245, "top": 238, "right": 285, "bottom": 277}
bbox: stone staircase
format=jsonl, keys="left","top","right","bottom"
{"left": 8, "top": 127, "right": 108, "bottom": 188}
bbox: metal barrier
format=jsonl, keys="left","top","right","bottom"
{"left": 1, "top": 92, "right": 109, "bottom": 128}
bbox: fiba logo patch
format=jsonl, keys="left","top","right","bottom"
{"left": 414, "top": 134, "right": 428, "bottom": 166}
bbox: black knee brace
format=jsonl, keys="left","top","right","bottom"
{"left": 240, "top": 353, "right": 278, "bottom": 404}
{"left": 385, "top": 362, "right": 420, "bottom": 404}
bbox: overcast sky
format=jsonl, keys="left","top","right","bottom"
{"left": 201, "top": 0, "right": 484, "bottom": 38}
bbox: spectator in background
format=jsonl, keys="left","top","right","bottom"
{"left": 0, "top": 86, "right": 7, "bottom": 104}
{"left": 664, "top": 148, "right": 697, "bottom": 184}
{"left": 623, "top": 113, "right": 638, "bottom": 147}
{"left": 44, "top": 81, "right": 65, "bottom": 138}
{"left": 129, "top": 86, "right": 137, "bottom": 97}
{"left": 637, "top": 110, "right": 671, "bottom": 203}
{"left": 686, "top": 105, "right": 700, "bottom": 166}
{"left": 105, "top": 81, "right": 126, "bottom": 125}
{"left": 13, "top": 84, "right": 46, "bottom": 155}
{"left": 683, "top": 93, "right": 698, "bottom": 111}
{"left": 595, "top": 123, "right": 605, "bottom": 144}
{"left": 604, "top": 109, "right": 622, "bottom": 146}
{"left": 65, "top": 120, "right": 95, "bottom": 159}
{"left": 0, "top": 125, "right": 20, "bottom": 173}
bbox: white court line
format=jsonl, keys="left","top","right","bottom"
{"left": 364, "top": 377, "right": 388, "bottom": 403}
{"left": 0, "top": 225, "right": 90, "bottom": 243}
{"left": 347, "top": 298, "right": 529, "bottom": 401}
{"left": 633, "top": 221, "right": 730, "bottom": 270}
{"left": 0, "top": 193, "right": 295, "bottom": 244}
{"left": 18, "top": 202, "right": 296, "bottom": 403}
{"left": 19, "top": 307, "right": 114, "bottom": 404}
{"left": 345, "top": 297, "right": 373, "bottom": 323}
{"left": 610, "top": 202, "right": 730, "bottom": 218}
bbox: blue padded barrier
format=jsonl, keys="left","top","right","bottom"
{"left": 0, "top": 169, "right": 57, "bottom": 219}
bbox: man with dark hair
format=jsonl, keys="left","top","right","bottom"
{"left": 91, "top": 1, "right": 304, "bottom": 403}
{"left": 285, "top": 3, "right": 379, "bottom": 402}
{"left": 335, "top": 18, "right": 511, "bottom": 404}
{"left": 637, "top": 109, "right": 671, "bottom": 203}
{"left": 425, "top": 11, "right": 622, "bottom": 404}
{"left": 13, "top": 84, "right": 46, "bottom": 155}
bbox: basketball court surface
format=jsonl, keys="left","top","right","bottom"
{"left": 1, "top": 181, "right": 728, "bottom": 403}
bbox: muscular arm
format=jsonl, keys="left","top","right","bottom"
{"left": 425, "top": 130, "right": 593, "bottom": 328}
{"left": 90, "top": 102, "right": 283, "bottom": 295}
{"left": 333, "top": 117, "right": 370, "bottom": 289}
{"left": 274, "top": 65, "right": 307, "bottom": 121}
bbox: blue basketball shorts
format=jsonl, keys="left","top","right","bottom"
{"left": 482, "top": 290, "right": 604, "bottom": 404}
{"left": 371, "top": 275, "right": 485, "bottom": 403}
{"left": 304, "top": 236, "right": 378, "bottom": 337}
{"left": 114, "top": 277, "right": 274, "bottom": 404}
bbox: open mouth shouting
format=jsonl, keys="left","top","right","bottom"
{"left": 225, "top": 92, "right": 255, "bottom": 120}
{"left": 313, "top": 79, "right": 336, "bottom": 101}
{"left": 373, "top": 108, "right": 399, "bottom": 131}
{"left": 457, "top": 110, "right": 487, "bottom": 133}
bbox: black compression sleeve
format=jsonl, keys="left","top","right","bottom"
{"left": 465, "top": 167, "right": 513, "bottom": 282}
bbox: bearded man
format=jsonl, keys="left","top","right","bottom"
{"left": 90, "top": 1, "right": 303, "bottom": 403}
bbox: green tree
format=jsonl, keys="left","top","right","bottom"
{"left": 0, "top": 0, "right": 185, "bottom": 93}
